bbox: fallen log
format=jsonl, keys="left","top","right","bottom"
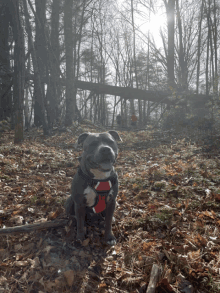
{"left": 75, "top": 80, "right": 173, "bottom": 104}
{"left": 0, "top": 219, "right": 68, "bottom": 235}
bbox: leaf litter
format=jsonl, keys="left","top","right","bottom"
{"left": 0, "top": 125, "right": 220, "bottom": 292}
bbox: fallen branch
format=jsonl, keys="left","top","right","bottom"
{"left": 0, "top": 219, "right": 68, "bottom": 235}
{"left": 146, "top": 263, "right": 161, "bottom": 293}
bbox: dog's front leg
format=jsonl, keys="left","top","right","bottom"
{"left": 75, "top": 203, "right": 85, "bottom": 241}
{"left": 105, "top": 199, "right": 116, "bottom": 246}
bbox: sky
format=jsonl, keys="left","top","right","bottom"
{"left": 117, "top": 0, "right": 167, "bottom": 48}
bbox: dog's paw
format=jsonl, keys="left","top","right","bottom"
{"left": 105, "top": 233, "right": 116, "bottom": 246}
{"left": 107, "top": 239, "right": 116, "bottom": 246}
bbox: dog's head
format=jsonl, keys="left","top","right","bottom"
{"left": 76, "top": 131, "right": 122, "bottom": 178}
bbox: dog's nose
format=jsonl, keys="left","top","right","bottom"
{"left": 100, "top": 146, "right": 111, "bottom": 155}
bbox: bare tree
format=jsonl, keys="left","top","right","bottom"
{"left": 0, "top": 0, "right": 11, "bottom": 121}
{"left": 46, "top": 0, "right": 61, "bottom": 128}
{"left": 196, "top": 0, "right": 204, "bottom": 95}
{"left": 64, "top": 0, "right": 76, "bottom": 126}
{"left": 24, "top": 0, "right": 48, "bottom": 135}
{"left": 163, "top": 0, "right": 175, "bottom": 89}
{"left": 9, "top": 0, "right": 25, "bottom": 143}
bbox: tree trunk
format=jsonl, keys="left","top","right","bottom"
{"left": 64, "top": 0, "right": 75, "bottom": 126}
{"left": 206, "top": 1, "right": 210, "bottom": 96}
{"left": 47, "top": 0, "right": 60, "bottom": 128}
{"left": 131, "top": 0, "right": 142, "bottom": 125}
{"left": 8, "top": 0, "right": 25, "bottom": 143}
{"left": 34, "top": 0, "right": 47, "bottom": 129}
{"left": 212, "top": 0, "right": 218, "bottom": 97}
{"left": 24, "top": 53, "right": 30, "bottom": 129}
{"left": 196, "top": 0, "right": 204, "bottom": 95}
{"left": 24, "top": 0, "right": 48, "bottom": 135}
{"left": 176, "top": 0, "right": 187, "bottom": 92}
{"left": 0, "top": 1, "right": 12, "bottom": 121}
{"left": 164, "top": 0, "right": 175, "bottom": 89}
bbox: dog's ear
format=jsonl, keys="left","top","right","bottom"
{"left": 75, "top": 132, "right": 89, "bottom": 148}
{"left": 108, "top": 130, "right": 122, "bottom": 142}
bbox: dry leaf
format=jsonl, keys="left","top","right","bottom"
{"left": 14, "top": 261, "right": 29, "bottom": 267}
{"left": 64, "top": 270, "right": 75, "bottom": 287}
{"left": 82, "top": 238, "right": 90, "bottom": 246}
{"left": 99, "top": 283, "right": 107, "bottom": 288}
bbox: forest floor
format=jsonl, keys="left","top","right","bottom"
{"left": 0, "top": 121, "right": 220, "bottom": 293}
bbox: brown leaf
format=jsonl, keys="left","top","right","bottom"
{"left": 158, "top": 278, "right": 175, "bottom": 292}
{"left": 99, "top": 283, "right": 107, "bottom": 288}
{"left": 14, "top": 261, "right": 29, "bottom": 267}
{"left": 195, "top": 234, "right": 207, "bottom": 247}
{"left": 82, "top": 238, "right": 90, "bottom": 246}
{"left": 63, "top": 270, "right": 75, "bottom": 287}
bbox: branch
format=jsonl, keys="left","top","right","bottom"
{"left": 0, "top": 219, "right": 68, "bottom": 235}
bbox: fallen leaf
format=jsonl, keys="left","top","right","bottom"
{"left": 64, "top": 270, "right": 75, "bottom": 287}
{"left": 82, "top": 238, "right": 90, "bottom": 247}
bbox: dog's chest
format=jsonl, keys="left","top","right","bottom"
{"left": 83, "top": 180, "right": 113, "bottom": 208}
{"left": 83, "top": 186, "right": 96, "bottom": 207}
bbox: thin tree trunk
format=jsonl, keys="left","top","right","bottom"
{"left": 196, "top": 0, "right": 204, "bottom": 95}
{"left": 24, "top": 53, "right": 30, "bottom": 129}
{"left": 64, "top": 0, "right": 75, "bottom": 126}
{"left": 164, "top": 0, "right": 175, "bottom": 89}
{"left": 176, "top": 0, "right": 187, "bottom": 91}
{"left": 0, "top": 1, "right": 12, "bottom": 121}
{"left": 24, "top": 0, "right": 48, "bottom": 135}
{"left": 34, "top": 0, "right": 47, "bottom": 129}
{"left": 46, "top": 0, "right": 60, "bottom": 128}
{"left": 206, "top": 1, "right": 211, "bottom": 96}
{"left": 212, "top": 0, "right": 218, "bottom": 97}
{"left": 9, "top": 0, "right": 25, "bottom": 143}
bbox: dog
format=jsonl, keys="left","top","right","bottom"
{"left": 65, "top": 131, "right": 121, "bottom": 246}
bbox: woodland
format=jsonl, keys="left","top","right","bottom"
{"left": 1, "top": 0, "right": 220, "bottom": 292}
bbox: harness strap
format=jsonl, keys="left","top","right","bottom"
{"left": 78, "top": 167, "right": 117, "bottom": 213}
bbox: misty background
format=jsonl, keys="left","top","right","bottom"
{"left": 0, "top": 0, "right": 218, "bottom": 142}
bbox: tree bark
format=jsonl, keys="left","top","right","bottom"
{"left": 47, "top": 0, "right": 61, "bottom": 128}
{"left": 176, "top": 0, "right": 187, "bottom": 92}
{"left": 0, "top": 1, "right": 12, "bottom": 121}
{"left": 24, "top": 0, "right": 48, "bottom": 135}
{"left": 196, "top": 0, "right": 204, "bottom": 95}
{"left": 164, "top": 0, "right": 175, "bottom": 89}
{"left": 206, "top": 0, "right": 210, "bottom": 96}
{"left": 33, "top": 0, "right": 49, "bottom": 135}
{"left": 212, "top": 0, "right": 218, "bottom": 97}
{"left": 8, "top": 0, "right": 25, "bottom": 143}
{"left": 64, "top": 0, "right": 75, "bottom": 126}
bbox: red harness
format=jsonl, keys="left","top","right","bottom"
{"left": 77, "top": 167, "right": 117, "bottom": 214}
{"left": 93, "top": 181, "right": 112, "bottom": 213}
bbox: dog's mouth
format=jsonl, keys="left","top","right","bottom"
{"left": 98, "top": 160, "right": 113, "bottom": 172}
{"left": 88, "top": 158, "right": 113, "bottom": 172}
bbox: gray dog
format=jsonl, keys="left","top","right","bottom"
{"left": 65, "top": 131, "right": 121, "bottom": 246}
